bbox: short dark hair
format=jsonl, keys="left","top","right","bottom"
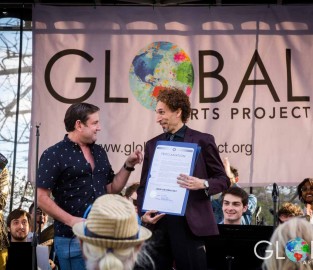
{"left": 64, "top": 103, "right": 100, "bottom": 132}
{"left": 157, "top": 88, "right": 191, "bottom": 123}
{"left": 297, "top": 178, "right": 313, "bottom": 203}
{"left": 222, "top": 186, "right": 249, "bottom": 206}
{"left": 7, "top": 209, "right": 31, "bottom": 228}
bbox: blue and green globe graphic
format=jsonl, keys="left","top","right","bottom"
{"left": 129, "top": 41, "right": 194, "bottom": 110}
{"left": 285, "top": 237, "right": 310, "bottom": 262}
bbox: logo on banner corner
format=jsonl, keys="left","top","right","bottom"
{"left": 129, "top": 41, "right": 194, "bottom": 110}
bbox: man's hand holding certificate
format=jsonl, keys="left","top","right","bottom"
{"left": 142, "top": 141, "right": 200, "bottom": 216}
{"left": 177, "top": 174, "right": 207, "bottom": 190}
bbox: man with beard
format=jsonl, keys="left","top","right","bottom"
{"left": 7, "top": 208, "right": 31, "bottom": 242}
{"left": 6, "top": 209, "right": 32, "bottom": 270}
{"left": 6, "top": 208, "right": 56, "bottom": 270}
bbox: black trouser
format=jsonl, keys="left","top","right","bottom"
{"left": 138, "top": 215, "right": 207, "bottom": 270}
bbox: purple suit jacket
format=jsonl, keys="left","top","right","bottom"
{"left": 137, "top": 126, "right": 230, "bottom": 236}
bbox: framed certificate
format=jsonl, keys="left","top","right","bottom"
{"left": 142, "top": 141, "right": 200, "bottom": 216}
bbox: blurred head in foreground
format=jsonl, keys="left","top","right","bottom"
{"left": 73, "top": 194, "right": 152, "bottom": 270}
{"left": 263, "top": 217, "right": 313, "bottom": 270}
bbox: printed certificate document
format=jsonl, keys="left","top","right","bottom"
{"left": 142, "top": 141, "right": 200, "bottom": 215}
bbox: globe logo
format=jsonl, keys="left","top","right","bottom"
{"left": 129, "top": 41, "right": 194, "bottom": 110}
{"left": 285, "top": 237, "right": 310, "bottom": 262}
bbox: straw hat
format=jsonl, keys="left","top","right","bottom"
{"left": 73, "top": 194, "right": 152, "bottom": 249}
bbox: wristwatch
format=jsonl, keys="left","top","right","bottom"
{"left": 123, "top": 162, "right": 135, "bottom": 172}
{"left": 203, "top": 180, "right": 209, "bottom": 189}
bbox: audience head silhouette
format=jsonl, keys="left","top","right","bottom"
{"left": 73, "top": 194, "right": 152, "bottom": 270}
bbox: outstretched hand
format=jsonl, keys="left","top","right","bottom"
{"left": 125, "top": 149, "right": 143, "bottom": 167}
{"left": 141, "top": 210, "right": 165, "bottom": 225}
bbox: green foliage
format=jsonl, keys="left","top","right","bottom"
{"left": 245, "top": 185, "right": 301, "bottom": 226}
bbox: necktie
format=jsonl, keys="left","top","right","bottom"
{"left": 169, "top": 134, "right": 175, "bottom": 141}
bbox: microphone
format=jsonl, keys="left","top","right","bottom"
{"left": 255, "top": 205, "right": 262, "bottom": 217}
{"left": 272, "top": 183, "right": 279, "bottom": 200}
{"left": 255, "top": 206, "right": 262, "bottom": 225}
{"left": 272, "top": 183, "right": 279, "bottom": 227}
{"left": 0, "top": 153, "right": 8, "bottom": 173}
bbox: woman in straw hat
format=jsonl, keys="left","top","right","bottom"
{"left": 73, "top": 194, "right": 153, "bottom": 270}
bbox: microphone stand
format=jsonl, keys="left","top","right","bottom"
{"left": 255, "top": 206, "right": 261, "bottom": 225}
{"left": 18, "top": 178, "right": 30, "bottom": 209}
{"left": 32, "top": 123, "right": 41, "bottom": 270}
{"left": 272, "top": 183, "right": 279, "bottom": 229}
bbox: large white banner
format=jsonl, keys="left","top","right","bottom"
{"left": 31, "top": 5, "right": 313, "bottom": 186}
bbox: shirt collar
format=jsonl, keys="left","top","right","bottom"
{"left": 64, "top": 134, "right": 95, "bottom": 149}
{"left": 166, "top": 124, "right": 187, "bottom": 140}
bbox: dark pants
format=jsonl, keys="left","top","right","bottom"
{"left": 137, "top": 215, "right": 207, "bottom": 270}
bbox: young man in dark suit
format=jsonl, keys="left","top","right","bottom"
{"left": 137, "top": 88, "right": 230, "bottom": 270}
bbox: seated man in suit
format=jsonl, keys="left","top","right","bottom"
{"left": 220, "top": 186, "right": 249, "bottom": 225}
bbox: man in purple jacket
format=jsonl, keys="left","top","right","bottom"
{"left": 137, "top": 88, "right": 230, "bottom": 270}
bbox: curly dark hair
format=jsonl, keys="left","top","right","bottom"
{"left": 157, "top": 88, "right": 191, "bottom": 123}
{"left": 297, "top": 178, "right": 313, "bottom": 203}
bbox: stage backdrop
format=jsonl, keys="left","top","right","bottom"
{"left": 31, "top": 5, "right": 313, "bottom": 187}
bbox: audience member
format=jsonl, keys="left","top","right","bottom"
{"left": 220, "top": 186, "right": 249, "bottom": 225}
{"left": 122, "top": 183, "right": 155, "bottom": 231}
{"left": 6, "top": 208, "right": 56, "bottom": 270}
{"left": 0, "top": 153, "right": 10, "bottom": 270}
{"left": 277, "top": 202, "right": 303, "bottom": 224}
{"left": 27, "top": 202, "right": 49, "bottom": 242}
{"left": 6, "top": 209, "right": 33, "bottom": 270}
{"left": 262, "top": 217, "right": 312, "bottom": 270}
{"left": 137, "top": 88, "right": 229, "bottom": 270}
{"left": 123, "top": 182, "right": 140, "bottom": 212}
{"left": 73, "top": 194, "right": 152, "bottom": 270}
{"left": 6, "top": 208, "right": 31, "bottom": 242}
{"left": 37, "top": 102, "right": 143, "bottom": 270}
{"left": 28, "top": 202, "right": 58, "bottom": 268}
{"left": 297, "top": 177, "right": 313, "bottom": 223}
{"left": 212, "top": 157, "right": 257, "bottom": 224}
